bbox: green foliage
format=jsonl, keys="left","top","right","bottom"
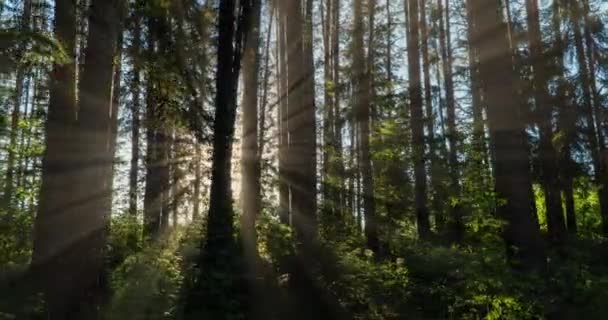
{"left": 572, "top": 178, "right": 603, "bottom": 236}
{"left": 257, "top": 214, "right": 295, "bottom": 269}
{"left": 320, "top": 244, "right": 410, "bottom": 320}
{"left": 0, "top": 30, "right": 70, "bottom": 73}
{"left": 105, "top": 225, "right": 199, "bottom": 320}
{"left": 0, "top": 208, "right": 33, "bottom": 268}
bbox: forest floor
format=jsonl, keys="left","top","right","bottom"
{"left": 2, "top": 217, "right": 608, "bottom": 319}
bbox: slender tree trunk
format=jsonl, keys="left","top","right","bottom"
{"left": 143, "top": 12, "right": 171, "bottom": 239}
{"left": 322, "top": 0, "right": 336, "bottom": 231}
{"left": 192, "top": 144, "right": 202, "bottom": 220}
{"left": 581, "top": 0, "right": 608, "bottom": 234}
{"left": 169, "top": 132, "right": 179, "bottom": 227}
{"left": 129, "top": 7, "right": 142, "bottom": 217}
{"left": 187, "top": 0, "right": 253, "bottom": 316}
{"left": 160, "top": 131, "right": 171, "bottom": 233}
{"left": 419, "top": 0, "right": 441, "bottom": 231}
{"left": 240, "top": 0, "right": 262, "bottom": 259}
{"left": 465, "top": 0, "right": 487, "bottom": 176}
{"left": 469, "top": 0, "right": 545, "bottom": 271}
{"left": 407, "top": 0, "right": 431, "bottom": 239}
{"left": 258, "top": 7, "right": 273, "bottom": 164}
{"left": 332, "top": 0, "right": 345, "bottom": 226}
{"left": 568, "top": 0, "right": 608, "bottom": 235}
{"left": 525, "top": 0, "right": 566, "bottom": 243}
{"left": 3, "top": 0, "right": 32, "bottom": 207}
{"left": 16, "top": 73, "right": 32, "bottom": 208}
{"left": 353, "top": 0, "right": 379, "bottom": 253}
{"left": 550, "top": 0, "right": 576, "bottom": 234}
{"left": 286, "top": 0, "right": 317, "bottom": 247}
{"left": 143, "top": 16, "right": 162, "bottom": 239}
{"left": 438, "top": 0, "right": 463, "bottom": 241}
{"left": 277, "top": 0, "right": 290, "bottom": 225}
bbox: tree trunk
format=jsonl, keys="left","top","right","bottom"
{"left": 277, "top": 0, "right": 290, "bottom": 225}
{"left": 187, "top": 0, "right": 252, "bottom": 316}
{"left": 468, "top": 0, "right": 545, "bottom": 271}
{"left": 465, "top": 0, "right": 488, "bottom": 178}
{"left": 192, "top": 144, "right": 202, "bottom": 220}
{"left": 419, "top": 0, "right": 442, "bottom": 231}
{"left": 438, "top": 0, "right": 463, "bottom": 241}
{"left": 406, "top": 0, "right": 431, "bottom": 239}
{"left": 353, "top": 0, "right": 379, "bottom": 253}
{"left": 129, "top": 7, "right": 142, "bottom": 217}
{"left": 31, "top": 0, "right": 78, "bottom": 314}
{"left": 568, "top": 0, "right": 608, "bottom": 235}
{"left": 550, "top": 0, "right": 576, "bottom": 235}
{"left": 322, "top": 0, "right": 336, "bottom": 232}
{"left": 32, "top": 0, "right": 124, "bottom": 316}
{"left": 240, "top": 0, "right": 262, "bottom": 259}
{"left": 3, "top": 0, "right": 32, "bottom": 207}
{"left": 143, "top": 12, "right": 171, "bottom": 240}
{"left": 286, "top": 0, "right": 317, "bottom": 247}
{"left": 580, "top": 0, "right": 608, "bottom": 235}
{"left": 525, "top": 0, "right": 566, "bottom": 243}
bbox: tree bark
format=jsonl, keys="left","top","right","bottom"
{"left": 192, "top": 144, "right": 202, "bottom": 220}
{"left": 438, "top": 0, "right": 463, "bottom": 241}
{"left": 32, "top": 0, "right": 124, "bottom": 316}
{"left": 353, "top": 0, "right": 379, "bottom": 253}
{"left": 277, "top": 0, "right": 290, "bottom": 225}
{"left": 568, "top": 0, "right": 608, "bottom": 235}
{"left": 468, "top": 0, "right": 545, "bottom": 271}
{"left": 525, "top": 0, "right": 566, "bottom": 243}
{"left": 580, "top": 0, "right": 608, "bottom": 235}
{"left": 143, "top": 12, "right": 171, "bottom": 240}
{"left": 465, "top": 0, "right": 488, "bottom": 178}
{"left": 285, "top": 0, "right": 318, "bottom": 247}
{"left": 129, "top": 5, "right": 142, "bottom": 217}
{"left": 3, "top": 0, "right": 32, "bottom": 207}
{"left": 550, "top": 0, "right": 576, "bottom": 234}
{"left": 240, "top": 0, "right": 262, "bottom": 259}
{"left": 406, "top": 0, "right": 431, "bottom": 239}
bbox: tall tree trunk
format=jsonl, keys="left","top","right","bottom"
{"left": 187, "top": 0, "right": 252, "bottom": 316}
{"left": 468, "top": 0, "right": 545, "bottom": 271}
{"left": 551, "top": 0, "right": 577, "bottom": 234}
{"left": 3, "top": 0, "right": 32, "bottom": 207}
{"left": 465, "top": 0, "right": 488, "bottom": 178}
{"left": 240, "top": 0, "right": 262, "bottom": 260}
{"left": 277, "top": 0, "right": 290, "bottom": 225}
{"left": 419, "top": 0, "right": 442, "bottom": 231}
{"left": 406, "top": 0, "right": 431, "bottom": 239}
{"left": 143, "top": 12, "right": 171, "bottom": 239}
{"left": 353, "top": 0, "right": 379, "bottom": 253}
{"left": 16, "top": 72, "right": 32, "bottom": 210}
{"left": 438, "top": 0, "right": 463, "bottom": 241}
{"left": 129, "top": 6, "right": 142, "bottom": 217}
{"left": 581, "top": 0, "right": 605, "bottom": 143}
{"left": 568, "top": 0, "right": 608, "bottom": 235}
{"left": 286, "top": 0, "right": 317, "bottom": 247}
{"left": 258, "top": 7, "right": 273, "bottom": 166}
{"left": 322, "top": 0, "right": 336, "bottom": 232}
{"left": 32, "top": 0, "right": 124, "bottom": 316}
{"left": 31, "top": 0, "right": 77, "bottom": 314}
{"left": 332, "top": 0, "right": 345, "bottom": 220}
{"left": 192, "top": 144, "right": 202, "bottom": 220}
{"left": 525, "top": 0, "right": 566, "bottom": 243}
{"left": 580, "top": 0, "right": 608, "bottom": 234}
{"left": 107, "top": 23, "right": 123, "bottom": 216}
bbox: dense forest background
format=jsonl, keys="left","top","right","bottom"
{"left": 1, "top": 0, "right": 608, "bottom": 319}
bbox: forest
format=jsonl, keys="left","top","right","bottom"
{"left": 0, "top": 0, "right": 608, "bottom": 318}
